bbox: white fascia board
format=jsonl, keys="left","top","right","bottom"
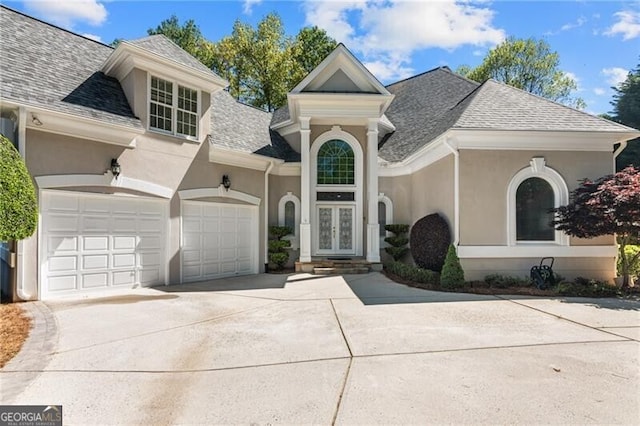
{"left": 453, "top": 129, "right": 638, "bottom": 151}
{"left": 291, "top": 93, "right": 394, "bottom": 119}
{"left": 209, "top": 146, "right": 283, "bottom": 171}
{"left": 378, "top": 134, "right": 452, "bottom": 177}
{"left": 272, "top": 162, "right": 301, "bottom": 176}
{"left": 17, "top": 103, "right": 143, "bottom": 148}
{"left": 103, "top": 43, "right": 228, "bottom": 92}
{"left": 458, "top": 245, "right": 617, "bottom": 258}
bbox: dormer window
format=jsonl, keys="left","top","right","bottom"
{"left": 149, "top": 75, "right": 199, "bottom": 139}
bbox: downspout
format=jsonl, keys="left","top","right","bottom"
{"left": 16, "top": 107, "right": 36, "bottom": 300}
{"left": 444, "top": 138, "right": 460, "bottom": 246}
{"left": 613, "top": 141, "right": 627, "bottom": 172}
{"left": 264, "top": 161, "right": 274, "bottom": 272}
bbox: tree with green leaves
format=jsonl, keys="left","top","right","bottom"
{"left": 290, "top": 26, "right": 337, "bottom": 82}
{"left": 610, "top": 60, "right": 639, "bottom": 170}
{"left": 459, "top": 37, "right": 584, "bottom": 109}
{"left": 147, "top": 15, "right": 215, "bottom": 68}
{"left": 0, "top": 135, "right": 37, "bottom": 241}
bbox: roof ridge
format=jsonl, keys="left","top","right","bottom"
{"left": 0, "top": 4, "right": 113, "bottom": 49}
{"left": 221, "top": 90, "right": 273, "bottom": 115}
{"left": 483, "top": 79, "right": 638, "bottom": 132}
{"left": 386, "top": 66, "right": 452, "bottom": 88}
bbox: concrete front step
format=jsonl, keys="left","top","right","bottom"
{"left": 313, "top": 267, "right": 370, "bottom": 275}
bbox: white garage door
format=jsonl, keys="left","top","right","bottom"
{"left": 181, "top": 201, "right": 258, "bottom": 282}
{"left": 41, "top": 191, "right": 167, "bottom": 299}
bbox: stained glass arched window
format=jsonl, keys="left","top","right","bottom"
{"left": 317, "top": 140, "right": 355, "bottom": 185}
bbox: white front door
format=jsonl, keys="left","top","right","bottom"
{"left": 315, "top": 204, "right": 356, "bottom": 255}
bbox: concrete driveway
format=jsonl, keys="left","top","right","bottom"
{"left": 2, "top": 272, "right": 639, "bottom": 424}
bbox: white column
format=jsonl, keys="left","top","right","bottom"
{"left": 366, "top": 119, "right": 380, "bottom": 263}
{"left": 299, "top": 117, "right": 312, "bottom": 262}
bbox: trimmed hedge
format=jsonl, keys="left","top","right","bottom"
{"left": 385, "top": 261, "right": 439, "bottom": 285}
{"left": 0, "top": 135, "right": 37, "bottom": 241}
{"left": 384, "top": 223, "right": 410, "bottom": 261}
{"left": 268, "top": 225, "right": 292, "bottom": 270}
{"left": 410, "top": 213, "right": 451, "bottom": 272}
{"left": 440, "top": 244, "right": 464, "bottom": 288}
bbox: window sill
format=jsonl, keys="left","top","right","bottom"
{"left": 458, "top": 245, "right": 616, "bottom": 258}
{"left": 148, "top": 127, "right": 200, "bottom": 143}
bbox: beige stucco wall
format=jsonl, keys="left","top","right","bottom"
{"left": 379, "top": 174, "right": 413, "bottom": 226}
{"left": 459, "top": 150, "right": 615, "bottom": 246}
{"left": 462, "top": 257, "right": 616, "bottom": 282}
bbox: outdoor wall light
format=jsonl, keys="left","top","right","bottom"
{"left": 221, "top": 174, "right": 231, "bottom": 191}
{"left": 31, "top": 114, "right": 43, "bottom": 126}
{"left": 110, "top": 158, "right": 121, "bottom": 180}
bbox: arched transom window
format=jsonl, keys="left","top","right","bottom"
{"left": 516, "top": 177, "right": 555, "bottom": 241}
{"left": 317, "top": 140, "right": 354, "bottom": 185}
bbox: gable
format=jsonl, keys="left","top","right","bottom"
{"left": 311, "top": 69, "right": 362, "bottom": 93}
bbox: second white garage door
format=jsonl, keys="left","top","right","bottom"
{"left": 181, "top": 201, "right": 259, "bottom": 282}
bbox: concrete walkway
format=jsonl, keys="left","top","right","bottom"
{"left": 1, "top": 272, "right": 638, "bottom": 424}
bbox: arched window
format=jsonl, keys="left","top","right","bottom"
{"left": 317, "top": 140, "right": 354, "bottom": 185}
{"left": 378, "top": 202, "right": 386, "bottom": 237}
{"left": 278, "top": 192, "right": 300, "bottom": 248}
{"left": 507, "top": 157, "right": 569, "bottom": 246}
{"left": 378, "top": 193, "right": 394, "bottom": 244}
{"left": 516, "top": 178, "right": 554, "bottom": 241}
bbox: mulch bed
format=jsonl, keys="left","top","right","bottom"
{"left": 0, "top": 303, "right": 32, "bottom": 368}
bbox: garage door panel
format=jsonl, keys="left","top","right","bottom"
{"left": 113, "top": 270, "right": 136, "bottom": 286}
{"left": 82, "top": 273, "right": 108, "bottom": 289}
{"left": 49, "top": 256, "right": 77, "bottom": 272}
{"left": 48, "top": 236, "right": 78, "bottom": 252}
{"left": 48, "top": 275, "right": 77, "bottom": 292}
{"left": 84, "top": 236, "right": 108, "bottom": 251}
{"left": 47, "top": 214, "right": 79, "bottom": 232}
{"left": 41, "top": 191, "right": 167, "bottom": 299}
{"left": 181, "top": 201, "right": 257, "bottom": 283}
{"left": 113, "top": 253, "right": 135, "bottom": 268}
{"left": 83, "top": 255, "right": 108, "bottom": 270}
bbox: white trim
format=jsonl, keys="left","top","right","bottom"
{"left": 378, "top": 193, "right": 393, "bottom": 247}
{"left": 506, "top": 157, "right": 570, "bottom": 246}
{"left": 178, "top": 185, "right": 261, "bottom": 206}
{"left": 34, "top": 173, "right": 173, "bottom": 199}
{"left": 444, "top": 138, "right": 460, "bottom": 245}
{"left": 278, "top": 192, "right": 301, "bottom": 249}
{"left": 147, "top": 73, "right": 200, "bottom": 141}
{"left": 458, "top": 245, "right": 617, "bottom": 258}
{"left": 310, "top": 126, "right": 364, "bottom": 257}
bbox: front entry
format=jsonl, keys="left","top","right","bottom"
{"left": 315, "top": 204, "right": 356, "bottom": 255}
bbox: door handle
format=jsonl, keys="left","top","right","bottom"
{"left": 333, "top": 226, "right": 336, "bottom": 239}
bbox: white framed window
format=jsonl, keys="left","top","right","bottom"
{"left": 507, "top": 157, "right": 569, "bottom": 246}
{"left": 278, "top": 192, "right": 301, "bottom": 249}
{"left": 378, "top": 193, "right": 393, "bottom": 246}
{"left": 149, "top": 75, "right": 199, "bottom": 139}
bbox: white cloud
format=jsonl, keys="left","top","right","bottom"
{"left": 593, "top": 87, "right": 606, "bottom": 96}
{"left": 81, "top": 33, "right": 102, "bottom": 42}
{"left": 602, "top": 67, "right": 629, "bottom": 87}
{"left": 303, "top": 0, "right": 505, "bottom": 82}
{"left": 242, "top": 0, "right": 262, "bottom": 15}
{"left": 605, "top": 10, "right": 640, "bottom": 40}
{"left": 23, "top": 0, "right": 107, "bottom": 27}
{"left": 560, "top": 16, "right": 586, "bottom": 31}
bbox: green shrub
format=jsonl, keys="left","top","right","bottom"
{"left": 0, "top": 135, "right": 37, "bottom": 241}
{"left": 268, "top": 226, "right": 292, "bottom": 270}
{"left": 385, "top": 224, "right": 409, "bottom": 235}
{"left": 556, "top": 277, "right": 619, "bottom": 297}
{"left": 617, "top": 245, "right": 640, "bottom": 277}
{"left": 440, "top": 245, "right": 464, "bottom": 288}
{"left": 410, "top": 213, "right": 451, "bottom": 272}
{"left": 268, "top": 240, "right": 291, "bottom": 252}
{"left": 385, "top": 261, "right": 439, "bottom": 285}
{"left": 484, "top": 274, "right": 531, "bottom": 288}
{"left": 384, "top": 223, "right": 410, "bottom": 261}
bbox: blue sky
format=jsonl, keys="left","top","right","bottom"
{"left": 6, "top": 0, "right": 640, "bottom": 114}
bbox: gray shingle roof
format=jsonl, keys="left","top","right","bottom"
{"left": 0, "top": 6, "right": 141, "bottom": 129}
{"left": 271, "top": 104, "right": 290, "bottom": 127}
{"left": 452, "top": 79, "right": 636, "bottom": 132}
{"left": 126, "top": 35, "right": 223, "bottom": 79}
{"left": 379, "top": 67, "right": 479, "bottom": 162}
{"left": 210, "top": 90, "right": 300, "bottom": 162}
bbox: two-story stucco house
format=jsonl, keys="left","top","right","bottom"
{"left": 1, "top": 6, "right": 638, "bottom": 300}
